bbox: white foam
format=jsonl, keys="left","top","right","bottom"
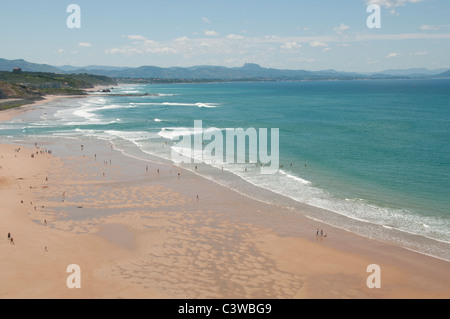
{"left": 279, "top": 169, "right": 312, "bottom": 185}
{"left": 196, "top": 102, "right": 219, "bottom": 108}
{"left": 126, "top": 102, "right": 219, "bottom": 108}
{"left": 73, "top": 109, "right": 96, "bottom": 121}
{"left": 157, "top": 127, "right": 195, "bottom": 140}
{"left": 105, "top": 130, "right": 151, "bottom": 142}
{"left": 52, "top": 97, "right": 135, "bottom": 126}
{"left": 202, "top": 158, "right": 450, "bottom": 246}
{"left": 98, "top": 103, "right": 137, "bottom": 110}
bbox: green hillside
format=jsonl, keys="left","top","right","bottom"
{"left": 0, "top": 71, "right": 116, "bottom": 110}
{"left": 0, "top": 71, "right": 116, "bottom": 89}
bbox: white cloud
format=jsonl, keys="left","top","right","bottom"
{"left": 145, "top": 47, "right": 177, "bottom": 54}
{"left": 366, "top": 58, "right": 380, "bottom": 64}
{"left": 420, "top": 24, "right": 440, "bottom": 31}
{"left": 107, "top": 45, "right": 177, "bottom": 55}
{"left": 202, "top": 17, "right": 211, "bottom": 24}
{"left": 389, "top": 9, "right": 400, "bottom": 16}
{"left": 174, "top": 36, "right": 189, "bottom": 44}
{"left": 204, "top": 30, "right": 219, "bottom": 37}
{"left": 265, "top": 35, "right": 281, "bottom": 40}
{"left": 309, "top": 40, "right": 328, "bottom": 47}
{"left": 127, "top": 35, "right": 147, "bottom": 41}
{"left": 57, "top": 49, "right": 66, "bottom": 54}
{"left": 142, "top": 39, "right": 157, "bottom": 47}
{"left": 355, "top": 33, "right": 450, "bottom": 41}
{"left": 108, "top": 30, "right": 450, "bottom": 62}
{"left": 79, "top": 42, "right": 92, "bottom": 47}
{"left": 334, "top": 23, "right": 350, "bottom": 34}
{"left": 226, "top": 34, "right": 244, "bottom": 40}
{"left": 366, "top": 0, "right": 424, "bottom": 8}
{"left": 386, "top": 52, "right": 400, "bottom": 58}
{"left": 106, "top": 47, "right": 143, "bottom": 55}
{"left": 104, "top": 26, "right": 444, "bottom": 68}
{"left": 366, "top": 0, "right": 424, "bottom": 15}
{"left": 281, "top": 41, "right": 302, "bottom": 50}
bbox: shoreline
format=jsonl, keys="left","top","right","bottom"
{"left": 105, "top": 133, "right": 450, "bottom": 263}
{"left": 108, "top": 137, "right": 450, "bottom": 261}
{"left": 0, "top": 95, "right": 87, "bottom": 122}
{"left": 2, "top": 88, "right": 449, "bottom": 259}
{"left": 0, "top": 91, "right": 449, "bottom": 298}
{"left": 0, "top": 84, "right": 113, "bottom": 122}
{"left": 1, "top": 137, "right": 449, "bottom": 298}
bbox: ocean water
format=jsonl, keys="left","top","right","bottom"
{"left": 1, "top": 79, "right": 449, "bottom": 259}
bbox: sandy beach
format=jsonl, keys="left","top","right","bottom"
{"left": 0, "top": 83, "right": 114, "bottom": 122}
{"left": 0, "top": 141, "right": 449, "bottom": 299}
{"left": 2, "top": 0, "right": 450, "bottom": 302}
{"left": 0, "top": 95, "right": 87, "bottom": 123}
{"left": 1, "top": 97, "right": 449, "bottom": 299}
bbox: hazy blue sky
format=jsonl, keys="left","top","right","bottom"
{"left": 1, "top": 0, "right": 449, "bottom": 71}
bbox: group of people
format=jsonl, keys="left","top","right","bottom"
{"left": 316, "top": 229, "right": 327, "bottom": 238}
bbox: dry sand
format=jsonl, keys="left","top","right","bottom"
{"left": 0, "top": 95, "right": 87, "bottom": 122}
{"left": 0, "top": 138, "right": 449, "bottom": 299}
{"left": 1, "top": 94, "right": 449, "bottom": 299}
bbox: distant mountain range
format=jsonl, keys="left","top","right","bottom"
{"left": 367, "top": 68, "right": 449, "bottom": 77}
{"left": 1, "top": 58, "right": 449, "bottom": 81}
{"left": 0, "top": 58, "right": 63, "bottom": 73}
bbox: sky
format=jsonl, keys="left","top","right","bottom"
{"left": 0, "top": 0, "right": 449, "bottom": 72}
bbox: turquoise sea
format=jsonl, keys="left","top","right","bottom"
{"left": 1, "top": 79, "right": 449, "bottom": 259}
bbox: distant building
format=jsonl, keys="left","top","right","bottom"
{"left": 12, "top": 68, "right": 23, "bottom": 74}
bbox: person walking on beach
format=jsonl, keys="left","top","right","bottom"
{"left": 7, "top": 232, "right": 11, "bottom": 242}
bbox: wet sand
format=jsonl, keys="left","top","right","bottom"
{"left": 0, "top": 95, "right": 87, "bottom": 122}
{"left": 0, "top": 137, "right": 449, "bottom": 299}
